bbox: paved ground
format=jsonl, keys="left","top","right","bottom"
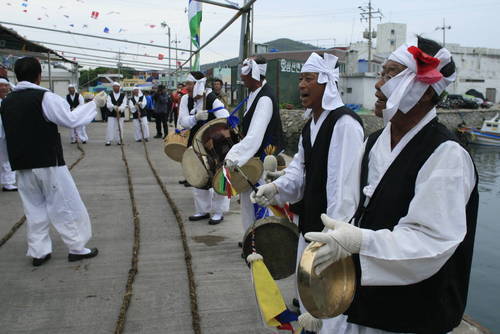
{"left": 0, "top": 121, "right": 295, "bottom": 334}
{"left": 0, "top": 121, "right": 487, "bottom": 334}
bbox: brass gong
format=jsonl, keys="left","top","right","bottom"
{"left": 297, "top": 241, "right": 356, "bottom": 319}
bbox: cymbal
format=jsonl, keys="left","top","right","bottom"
{"left": 297, "top": 241, "right": 356, "bottom": 319}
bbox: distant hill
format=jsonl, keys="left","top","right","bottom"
{"left": 201, "top": 38, "right": 320, "bottom": 70}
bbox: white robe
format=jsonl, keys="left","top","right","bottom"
{"left": 129, "top": 94, "right": 149, "bottom": 141}
{"left": 224, "top": 81, "right": 274, "bottom": 231}
{"left": 68, "top": 93, "right": 88, "bottom": 143}
{"left": 324, "top": 109, "right": 476, "bottom": 333}
{"left": 273, "top": 109, "right": 365, "bottom": 332}
{"left": 0, "top": 97, "right": 16, "bottom": 186}
{"left": 179, "top": 93, "right": 230, "bottom": 216}
{"left": 3, "top": 81, "right": 97, "bottom": 259}
{"left": 105, "top": 92, "right": 127, "bottom": 144}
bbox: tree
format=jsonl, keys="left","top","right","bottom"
{"left": 78, "top": 66, "right": 136, "bottom": 88}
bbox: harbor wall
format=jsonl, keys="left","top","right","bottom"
{"left": 280, "top": 109, "right": 500, "bottom": 154}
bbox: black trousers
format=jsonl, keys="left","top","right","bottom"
{"left": 169, "top": 107, "right": 178, "bottom": 128}
{"left": 155, "top": 112, "right": 168, "bottom": 137}
{"left": 100, "top": 108, "right": 108, "bottom": 122}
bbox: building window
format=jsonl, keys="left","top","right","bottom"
{"left": 391, "top": 29, "right": 395, "bottom": 34}
{"left": 347, "top": 88, "right": 352, "bottom": 93}
{"left": 390, "top": 40, "right": 395, "bottom": 46}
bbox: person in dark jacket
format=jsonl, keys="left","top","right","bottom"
{"left": 153, "top": 85, "right": 171, "bottom": 138}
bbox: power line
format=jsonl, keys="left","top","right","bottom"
{"left": 0, "top": 21, "right": 192, "bottom": 53}
{"left": 53, "top": 50, "right": 177, "bottom": 68}
{"left": 31, "top": 40, "right": 188, "bottom": 62}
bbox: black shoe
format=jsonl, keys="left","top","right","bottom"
{"left": 105, "top": 142, "right": 111, "bottom": 146}
{"left": 178, "top": 180, "right": 187, "bottom": 185}
{"left": 136, "top": 139, "right": 142, "bottom": 142}
{"left": 208, "top": 217, "right": 224, "bottom": 225}
{"left": 238, "top": 242, "right": 243, "bottom": 248}
{"left": 32, "top": 253, "right": 51, "bottom": 267}
{"left": 183, "top": 182, "right": 192, "bottom": 188}
{"left": 82, "top": 141, "right": 87, "bottom": 144}
{"left": 68, "top": 248, "right": 99, "bottom": 262}
{"left": 2, "top": 187, "right": 18, "bottom": 192}
{"left": 154, "top": 134, "right": 162, "bottom": 138}
{"left": 70, "top": 141, "right": 77, "bottom": 144}
{"left": 144, "top": 138, "right": 149, "bottom": 142}
{"left": 188, "top": 213, "right": 210, "bottom": 221}
{"left": 117, "top": 142, "right": 122, "bottom": 146}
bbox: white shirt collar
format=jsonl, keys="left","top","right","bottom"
{"left": 13, "top": 81, "right": 49, "bottom": 92}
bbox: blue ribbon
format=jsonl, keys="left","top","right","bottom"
{"left": 227, "top": 97, "right": 249, "bottom": 128}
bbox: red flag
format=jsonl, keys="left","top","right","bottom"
{"left": 91, "top": 11, "right": 99, "bottom": 19}
{"left": 149, "top": 25, "right": 156, "bottom": 28}
{"left": 158, "top": 54, "right": 165, "bottom": 60}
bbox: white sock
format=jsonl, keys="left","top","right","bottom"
{"left": 69, "top": 248, "right": 91, "bottom": 255}
{"left": 211, "top": 213, "right": 223, "bottom": 220}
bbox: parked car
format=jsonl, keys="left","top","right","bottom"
{"left": 441, "top": 94, "right": 479, "bottom": 109}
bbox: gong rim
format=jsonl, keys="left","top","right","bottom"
{"left": 192, "top": 118, "right": 229, "bottom": 156}
{"left": 297, "top": 242, "right": 356, "bottom": 319}
{"left": 181, "top": 147, "right": 211, "bottom": 189}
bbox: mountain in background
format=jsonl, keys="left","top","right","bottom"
{"left": 201, "top": 38, "right": 320, "bottom": 70}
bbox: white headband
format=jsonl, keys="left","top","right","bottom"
{"left": 112, "top": 82, "right": 121, "bottom": 87}
{"left": 241, "top": 58, "right": 267, "bottom": 81}
{"left": 187, "top": 74, "right": 207, "bottom": 97}
{"left": 381, "top": 43, "right": 456, "bottom": 125}
{"left": 301, "top": 52, "right": 344, "bottom": 111}
{"left": 68, "top": 84, "right": 75, "bottom": 88}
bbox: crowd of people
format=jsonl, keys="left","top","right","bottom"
{"left": 0, "top": 35, "right": 479, "bottom": 333}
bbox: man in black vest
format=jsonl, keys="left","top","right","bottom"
{"left": 0, "top": 57, "right": 106, "bottom": 266}
{"left": 251, "top": 53, "right": 364, "bottom": 329}
{"left": 66, "top": 84, "right": 88, "bottom": 144}
{"left": 104, "top": 82, "right": 127, "bottom": 146}
{"left": 224, "top": 56, "right": 285, "bottom": 233}
{"left": 296, "top": 37, "right": 479, "bottom": 333}
{"left": 179, "top": 71, "right": 230, "bottom": 225}
{"left": 128, "top": 87, "right": 149, "bottom": 142}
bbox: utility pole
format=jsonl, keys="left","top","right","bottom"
{"left": 167, "top": 25, "right": 171, "bottom": 87}
{"left": 359, "top": 0, "right": 383, "bottom": 66}
{"left": 238, "top": 0, "right": 253, "bottom": 104}
{"left": 435, "top": 18, "right": 451, "bottom": 46}
{"left": 172, "top": 33, "right": 181, "bottom": 86}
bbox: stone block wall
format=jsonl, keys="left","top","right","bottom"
{"left": 280, "top": 108, "right": 500, "bottom": 155}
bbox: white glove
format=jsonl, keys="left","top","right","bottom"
{"left": 304, "top": 214, "right": 362, "bottom": 276}
{"left": 224, "top": 159, "right": 238, "bottom": 172}
{"left": 250, "top": 183, "right": 278, "bottom": 207}
{"left": 93, "top": 92, "right": 107, "bottom": 108}
{"left": 298, "top": 312, "right": 323, "bottom": 332}
{"left": 195, "top": 110, "right": 209, "bottom": 121}
{"left": 263, "top": 170, "right": 285, "bottom": 184}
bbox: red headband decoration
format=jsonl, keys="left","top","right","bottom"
{"left": 407, "top": 46, "right": 443, "bottom": 85}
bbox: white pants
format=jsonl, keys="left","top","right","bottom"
{"left": 192, "top": 188, "right": 230, "bottom": 216}
{"left": 0, "top": 160, "right": 15, "bottom": 186}
{"left": 17, "top": 166, "right": 92, "bottom": 259}
{"left": 106, "top": 117, "right": 124, "bottom": 143}
{"left": 133, "top": 117, "right": 150, "bottom": 141}
{"left": 240, "top": 189, "right": 254, "bottom": 231}
{"left": 71, "top": 126, "right": 88, "bottom": 143}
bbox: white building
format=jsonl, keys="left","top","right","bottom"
{"left": 376, "top": 23, "right": 407, "bottom": 55}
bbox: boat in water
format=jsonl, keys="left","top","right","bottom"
{"left": 458, "top": 114, "right": 500, "bottom": 147}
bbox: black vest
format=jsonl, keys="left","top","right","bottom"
{"left": 293, "top": 107, "right": 363, "bottom": 236}
{"left": 345, "top": 118, "right": 479, "bottom": 333}
{"left": 187, "top": 92, "right": 217, "bottom": 147}
{"left": 109, "top": 93, "right": 125, "bottom": 118}
{"left": 130, "top": 95, "right": 145, "bottom": 119}
{"left": 66, "top": 93, "right": 80, "bottom": 110}
{"left": 241, "top": 84, "right": 284, "bottom": 159}
{"left": 0, "top": 89, "right": 65, "bottom": 171}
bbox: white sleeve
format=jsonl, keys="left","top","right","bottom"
{"left": 325, "top": 116, "right": 364, "bottom": 221}
{"left": 78, "top": 94, "right": 85, "bottom": 105}
{"left": 273, "top": 136, "right": 305, "bottom": 204}
{"left": 179, "top": 95, "right": 197, "bottom": 129}
{"left": 225, "top": 96, "right": 273, "bottom": 166}
{"left": 106, "top": 95, "right": 113, "bottom": 111}
{"left": 359, "top": 141, "right": 476, "bottom": 286}
{"left": 140, "top": 97, "right": 147, "bottom": 109}
{"left": 213, "top": 98, "right": 229, "bottom": 118}
{"left": 128, "top": 99, "right": 137, "bottom": 113}
{"left": 42, "top": 92, "right": 97, "bottom": 128}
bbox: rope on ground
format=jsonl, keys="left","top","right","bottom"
{"left": 0, "top": 142, "right": 86, "bottom": 248}
{"left": 113, "top": 118, "right": 141, "bottom": 334}
{"left": 141, "top": 136, "right": 202, "bottom": 334}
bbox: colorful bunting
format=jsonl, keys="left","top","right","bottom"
{"left": 91, "top": 11, "right": 99, "bottom": 19}
{"left": 103, "top": 27, "right": 110, "bottom": 33}
{"left": 158, "top": 54, "right": 165, "bottom": 60}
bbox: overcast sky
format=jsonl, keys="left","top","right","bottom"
{"left": 2, "top": 0, "right": 499, "bottom": 69}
